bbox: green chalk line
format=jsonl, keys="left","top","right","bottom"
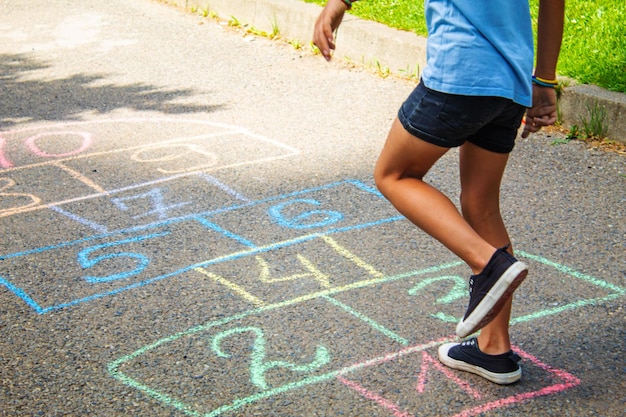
{"left": 322, "top": 295, "right": 410, "bottom": 346}
{"left": 108, "top": 253, "right": 625, "bottom": 416}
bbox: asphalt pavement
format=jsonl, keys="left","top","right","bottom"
{"left": 1, "top": 1, "right": 625, "bottom": 416}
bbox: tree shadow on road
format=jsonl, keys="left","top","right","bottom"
{"left": 0, "top": 53, "right": 224, "bottom": 127}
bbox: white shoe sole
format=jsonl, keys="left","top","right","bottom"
{"left": 438, "top": 343, "right": 521, "bottom": 385}
{"left": 456, "top": 261, "right": 528, "bottom": 338}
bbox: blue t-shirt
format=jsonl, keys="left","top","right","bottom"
{"left": 421, "top": 0, "right": 534, "bottom": 107}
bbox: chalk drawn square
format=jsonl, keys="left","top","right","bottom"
{"left": 203, "top": 180, "right": 402, "bottom": 248}
{"left": 1, "top": 173, "right": 261, "bottom": 254}
{"left": 336, "top": 340, "right": 581, "bottom": 417}
{"left": 0, "top": 216, "right": 252, "bottom": 313}
{"left": 199, "top": 233, "right": 400, "bottom": 306}
{"left": 0, "top": 163, "right": 104, "bottom": 213}
{"left": 59, "top": 130, "right": 299, "bottom": 189}
{"left": 53, "top": 173, "right": 256, "bottom": 232}
{"left": 324, "top": 251, "right": 626, "bottom": 345}
{"left": 510, "top": 251, "right": 625, "bottom": 326}
{"left": 109, "top": 298, "right": 402, "bottom": 417}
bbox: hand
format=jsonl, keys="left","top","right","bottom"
{"left": 521, "top": 85, "right": 558, "bottom": 138}
{"left": 313, "top": 0, "right": 348, "bottom": 61}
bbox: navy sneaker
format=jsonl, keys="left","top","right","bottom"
{"left": 438, "top": 338, "right": 522, "bottom": 384}
{"left": 456, "top": 246, "right": 528, "bottom": 338}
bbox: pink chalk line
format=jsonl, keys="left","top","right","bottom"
{"left": 337, "top": 339, "right": 580, "bottom": 417}
{"left": 25, "top": 131, "right": 92, "bottom": 158}
{"left": 0, "top": 136, "right": 12, "bottom": 168}
{"left": 337, "top": 376, "right": 415, "bottom": 417}
{"left": 450, "top": 347, "right": 581, "bottom": 417}
{"left": 416, "top": 351, "right": 482, "bottom": 399}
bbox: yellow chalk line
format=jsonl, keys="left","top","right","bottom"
{"left": 194, "top": 267, "right": 266, "bottom": 307}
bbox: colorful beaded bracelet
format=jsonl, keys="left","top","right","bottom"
{"left": 532, "top": 75, "right": 558, "bottom": 88}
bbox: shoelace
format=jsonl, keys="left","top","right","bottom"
{"left": 460, "top": 339, "right": 522, "bottom": 364}
{"left": 461, "top": 339, "right": 476, "bottom": 347}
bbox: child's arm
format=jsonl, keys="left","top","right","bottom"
{"left": 312, "top": 0, "right": 351, "bottom": 61}
{"left": 522, "top": 0, "right": 565, "bottom": 138}
{"left": 534, "top": 0, "right": 565, "bottom": 80}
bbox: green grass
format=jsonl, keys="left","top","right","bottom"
{"left": 303, "top": 0, "right": 626, "bottom": 92}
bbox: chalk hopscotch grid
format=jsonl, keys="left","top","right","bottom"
{"left": 1, "top": 118, "right": 301, "bottom": 310}
{"left": 2, "top": 120, "right": 622, "bottom": 415}
{"left": 1, "top": 121, "right": 399, "bottom": 314}
{"left": 107, "top": 248, "right": 623, "bottom": 417}
{"left": 0, "top": 180, "right": 403, "bottom": 313}
{"left": 0, "top": 118, "right": 300, "bottom": 218}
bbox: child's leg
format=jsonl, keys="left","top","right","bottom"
{"left": 435, "top": 141, "right": 526, "bottom": 384}
{"left": 375, "top": 119, "right": 526, "bottom": 341}
{"left": 459, "top": 141, "right": 516, "bottom": 354}
{"left": 374, "top": 118, "right": 497, "bottom": 274}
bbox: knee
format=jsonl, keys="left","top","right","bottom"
{"left": 373, "top": 157, "right": 394, "bottom": 198}
{"left": 460, "top": 191, "right": 500, "bottom": 224}
{"left": 373, "top": 161, "right": 387, "bottom": 196}
{"left": 459, "top": 191, "right": 477, "bottom": 219}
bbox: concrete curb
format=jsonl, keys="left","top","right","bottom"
{"left": 171, "top": 0, "right": 626, "bottom": 144}
{"left": 559, "top": 84, "right": 626, "bottom": 142}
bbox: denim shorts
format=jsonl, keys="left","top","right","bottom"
{"left": 398, "top": 80, "right": 527, "bottom": 153}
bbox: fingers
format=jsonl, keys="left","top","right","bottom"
{"left": 529, "top": 113, "right": 557, "bottom": 127}
{"left": 522, "top": 85, "right": 558, "bottom": 138}
{"left": 312, "top": 17, "right": 334, "bottom": 60}
{"left": 318, "top": 28, "right": 336, "bottom": 61}
{"left": 312, "top": 1, "right": 346, "bottom": 61}
{"left": 521, "top": 117, "right": 534, "bottom": 138}
{"left": 521, "top": 117, "right": 539, "bottom": 138}
{"left": 521, "top": 113, "right": 557, "bottom": 138}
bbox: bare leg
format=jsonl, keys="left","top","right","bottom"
{"left": 459, "top": 141, "right": 515, "bottom": 354}
{"left": 374, "top": 118, "right": 497, "bottom": 276}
